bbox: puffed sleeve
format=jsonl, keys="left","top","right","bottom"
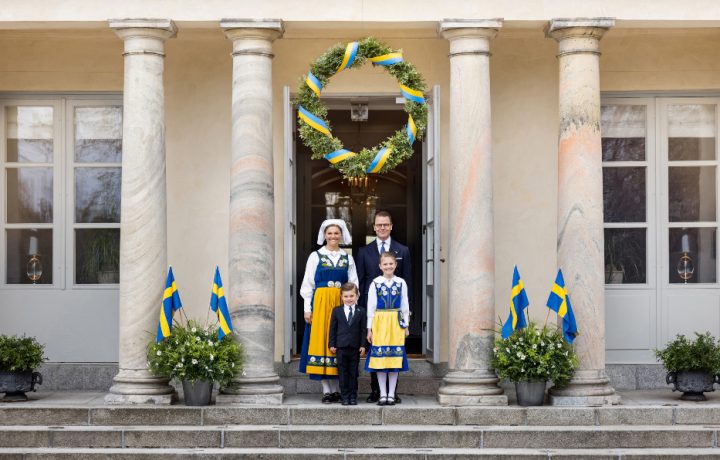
{"left": 366, "top": 280, "right": 377, "bottom": 328}
{"left": 347, "top": 254, "right": 359, "bottom": 288}
{"left": 300, "top": 252, "right": 319, "bottom": 313}
{"left": 399, "top": 278, "right": 410, "bottom": 327}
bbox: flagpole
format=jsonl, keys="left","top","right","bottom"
{"left": 543, "top": 308, "right": 551, "bottom": 327}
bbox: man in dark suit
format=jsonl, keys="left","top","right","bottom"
{"left": 356, "top": 210, "right": 411, "bottom": 403}
{"left": 329, "top": 282, "right": 367, "bottom": 405}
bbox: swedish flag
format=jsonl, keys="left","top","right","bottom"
{"left": 156, "top": 267, "right": 183, "bottom": 343}
{"left": 546, "top": 269, "right": 578, "bottom": 344}
{"left": 210, "top": 267, "right": 234, "bottom": 340}
{"left": 501, "top": 266, "right": 530, "bottom": 339}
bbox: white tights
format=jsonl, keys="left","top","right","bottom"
{"left": 321, "top": 379, "right": 340, "bottom": 394}
{"left": 376, "top": 371, "right": 399, "bottom": 398}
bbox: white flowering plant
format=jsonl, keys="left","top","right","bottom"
{"left": 491, "top": 322, "right": 578, "bottom": 388}
{"left": 147, "top": 319, "right": 243, "bottom": 386}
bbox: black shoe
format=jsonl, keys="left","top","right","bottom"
{"left": 377, "top": 396, "right": 387, "bottom": 406}
{"left": 394, "top": 394, "right": 402, "bottom": 404}
{"left": 331, "top": 392, "right": 342, "bottom": 403}
{"left": 366, "top": 392, "right": 380, "bottom": 403}
{"left": 349, "top": 399, "right": 357, "bottom": 405}
{"left": 341, "top": 399, "right": 350, "bottom": 406}
{"left": 386, "top": 396, "right": 396, "bottom": 406}
{"left": 322, "top": 393, "right": 333, "bottom": 404}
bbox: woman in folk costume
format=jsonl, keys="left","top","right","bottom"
{"left": 299, "top": 219, "right": 358, "bottom": 403}
{"left": 365, "top": 251, "right": 410, "bottom": 405}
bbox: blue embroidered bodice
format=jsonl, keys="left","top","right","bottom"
{"left": 374, "top": 280, "right": 403, "bottom": 310}
{"left": 314, "top": 251, "right": 349, "bottom": 288}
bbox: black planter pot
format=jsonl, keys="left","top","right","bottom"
{"left": 514, "top": 380, "right": 547, "bottom": 406}
{"left": 666, "top": 370, "right": 720, "bottom": 401}
{"left": 0, "top": 371, "right": 42, "bottom": 402}
{"left": 182, "top": 380, "right": 213, "bottom": 406}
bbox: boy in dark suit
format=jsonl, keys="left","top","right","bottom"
{"left": 356, "top": 210, "right": 411, "bottom": 403}
{"left": 329, "top": 282, "right": 367, "bottom": 405}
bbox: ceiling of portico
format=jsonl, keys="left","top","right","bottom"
{"left": 2, "top": 0, "right": 720, "bottom": 30}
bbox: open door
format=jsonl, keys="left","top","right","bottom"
{"left": 283, "top": 86, "right": 296, "bottom": 363}
{"left": 422, "top": 85, "right": 441, "bottom": 363}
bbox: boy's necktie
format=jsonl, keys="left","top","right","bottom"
{"left": 348, "top": 306, "right": 354, "bottom": 324}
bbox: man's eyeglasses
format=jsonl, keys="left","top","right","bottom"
{"left": 374, "top": 224, "right": 392, "bottom": 228}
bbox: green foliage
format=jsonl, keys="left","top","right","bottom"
{"left": 655, "top": 332, "right": 720, "bottom": 374}
{"left": 0, "top": 335, "right": 46, "bottom": 371}
{"left": 492, "top": 323, "right": 578, "bottom": 388}
{"left": 295, "top": 36, "right": 428, "bottom": 178}
{"left": 147, "top": 320, "right": 244, "bottom": 386}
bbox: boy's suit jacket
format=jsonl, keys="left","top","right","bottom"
{"left": 329, "top": 305, "right": 368, "bottom": 349}
{"left": 356, "top": 238, "right": 411, "bottom": 309}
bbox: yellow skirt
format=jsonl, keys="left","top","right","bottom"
{"left": 366, "top": 309, "right": 408, "bottom": 372}
{"left": 306, "top": 287, "right": 339, "bottom": 377}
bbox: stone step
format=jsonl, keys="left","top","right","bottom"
{"left": 2, "top": 404, "right": 720, "bottom": 427}
{"left": 2, "top": 447, "right": 720, "bottom": 459}
{"left": 0, "top": 425, "right": 717, "bottom": 449}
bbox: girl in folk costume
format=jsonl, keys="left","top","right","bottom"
{"left": 299, "top": 219, "right": 358, "bottom": 403}
{"left": 365, "top": 251, "right": 410, "bottom": 405}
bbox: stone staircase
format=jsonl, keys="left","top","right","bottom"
{"left": 1, "top": 400, "right": 720, "bottom": 458}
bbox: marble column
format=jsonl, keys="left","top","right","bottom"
{"left": 437, "top": 19, "right": 507, "bottom": 406}
{"left": 105, "top": 19, "right": 177, "bottom": 405}
{"left": 217, "top": 19, "right": 284, "bottom": 404}
{"left": 546, "top": 18, "right": 620, "bottom": 406}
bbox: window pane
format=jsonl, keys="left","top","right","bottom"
{"left": 75, "top": 228, "right": 120, "bottom": 284}
{"left": 603, "top": 167, "right": 646, "bottom": 222}
{"left": 668, "top": 104, "right": 716, "bottom": 161}
{"left": 74, "top": 107, "right": 122, "bottom": 163}
{"left": 6, "top": 168, "right": 53, "bottom": 223}
{"left": 668, "top": 166, "right": 716, "bottom": 222}
{"left": 669, "top": 227, "right": 716, "bottom": 284}
{"left": 601, "top": 105, "right": 646, "bottom": 161}
{"left": 604, "top": 228, "right": 646, "bottom": 284}
{"left": 5, "top": 106, "right": 54, "bottom": 163}
{"left": 75, "top": 167, "right": 121, "bottom": 223}
{"left": 6, "top": 229, "right": 52, "bottom": 284}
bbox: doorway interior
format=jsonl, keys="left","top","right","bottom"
{"left": 294, "top": 98, "right": 424, "bottom": 354}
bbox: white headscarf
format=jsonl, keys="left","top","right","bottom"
{"left": 316, "top": 219, "right": 352, "bottom": 245}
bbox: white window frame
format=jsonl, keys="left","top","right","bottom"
{"left": 603, "top": 94, "right": 720, "bottom": 362}
{"left": 657, "top": 97, "right": 720, "bottom": 290}
{"left": 0, "top": 94, "right": 122, "bottom": 291}
{"left": 602, "top": 97, "right": 657, "bottom": 291}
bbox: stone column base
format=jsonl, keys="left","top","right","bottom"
{"left": 437, "top": 370, "right": 508, "bottom": 406}
{"left": 104, "top": 370, "right": 176, "bottom": 405}
{"left": 217, "top": 375, "right": 284, "bottom": 405}
{"left": 548, "top": 369, "right": 621, "bottom": 406}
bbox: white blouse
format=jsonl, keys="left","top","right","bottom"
{"left": 366, "top": 275, "right": 410, "bottom": 328}
{"left": 299, "top": 246, "right": 359, "bottom": 313}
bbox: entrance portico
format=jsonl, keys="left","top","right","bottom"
{"left": 1, "top": 3, "right": 719, "bottom": 406}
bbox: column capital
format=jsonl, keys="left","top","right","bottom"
{"left": 109, "top": 18, "right": 177, "bottom": 39}
{"left": 109, "top": 19, "right": 177, "bottom": 57}
{"left": 221, "top": 19, "right": 284, "bottom": 42}
{"left": 439, "top": 19, "right": 503, "bottom": 41}
{"left": 545, "top": 18, "right": 615, "bottom": 40}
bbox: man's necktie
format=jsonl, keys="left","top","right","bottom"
{"left": 380, "top": 242, "right": 386, "bottom": 254}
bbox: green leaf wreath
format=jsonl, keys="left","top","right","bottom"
{"left": 295, "top": 37, "right": 428, "bottom": 178}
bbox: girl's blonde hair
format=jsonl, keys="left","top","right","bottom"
{"left": 379, "top": 251, "right": 397, "bottom": 263}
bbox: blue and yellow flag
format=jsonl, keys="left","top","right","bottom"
{"left": 546, "top": 269, "right": 578, "bottom": 344}
{"left": 156, "top": 267, "right": 183, "bottom": 343}
{"left": 210, "top": 267, "right": 234, "bottom": 340}
{"left": 501, "top": 266, "right": 530, "bottom": 339}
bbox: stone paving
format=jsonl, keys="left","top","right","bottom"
{"left": 8, "top": 388, "right": 720, "bottom": 407}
